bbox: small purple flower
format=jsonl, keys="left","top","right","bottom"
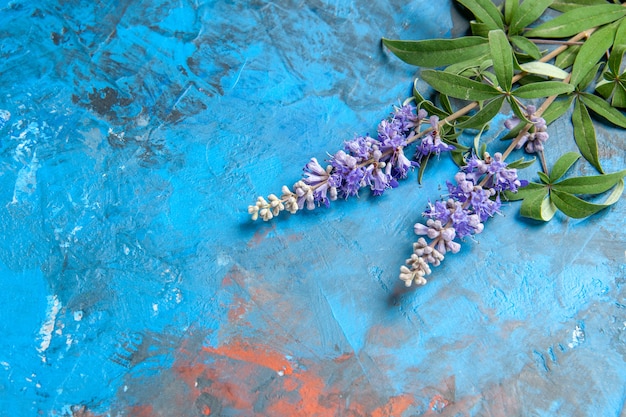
{"left": 416, "top": 116, "right": 456, "bottom": 161}
{"left": 330, "top": 150, "right": 366, "bottom": 198}
{"left": 505, "top": 105, "right": 550, "bottom": 154}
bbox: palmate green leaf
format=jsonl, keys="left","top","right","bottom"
{"left": 525, "top": 4, "right": 626, "bottom": 38}
{"left": 580, "top": 92, "right": 626, "bottom": 128}
{"left": 552, "top": 169, "right": 626, "bottom": 194}
{"left": 608, "top": 45, "right": 626, "bottom": 75}
{"left": 420, "top": 69, "right": 502, "bottom": 101}
{"left": 382, "top": 37, "right": 490, "bottom": 67}
{"left": 510, "top": 36, "right": 543, "bottom": 60}
{"left": 611, "top": 82, "right": 626, "bottom": 108}
{"left": 457, "top": 0, "right": 504, "bottom": 30}
{"left": 551, "top": 181, "right": 624, "bottom": 218}
{"left": 549, "top": 151, "right": 581, "bottom": 182}
{"left": 508, "top": 0, "right": 555, "bottom": 36}
{"left": 512, "top": 80, "right": 574, "bottom": 99}
{"left": 489, "top": 30, "right": 514, "bottom": 91}
{"left": 570, "top": 23, "right": 617, "bottom": 87}
{"left": 572, "top": 99, "right": 603, "bottom": 173}
{"left": 518, "top": 61, "right": 569, "bottom": 79}
{"left": 520, "top": 187, "right": 557, "bottom": 221}
{"left": 454, "top": 96, "right": 505, "bottom": 129}
{"left": 550, "top": 0, "right": 610, "bottom": 13}
{"left": 542, "top": 96, "right": 574, "bottom": 125}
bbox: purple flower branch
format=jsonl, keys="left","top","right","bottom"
{"left": 248, "top": 103, "right": 456, "bottom": 221}
{"left": 400, "top": 152, "right": 524, "bottom": 287}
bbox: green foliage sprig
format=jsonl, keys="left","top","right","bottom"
{"left": 382, "top": 0, "right": 626, "bottom": 221}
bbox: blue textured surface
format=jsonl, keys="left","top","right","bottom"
{"left": 0, "top": 0, "right": 625, "bottom": 416}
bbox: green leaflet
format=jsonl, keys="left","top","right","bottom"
{"left": 413, "top": 83, "right": 449, "bottom": 119}
{"left": 537, "top": 171, "right": 551, "bottom": 184}
{"left": 420, "top": 69, "right": 502, "bottom": 101}
{"left": 572, "top": 99, "right": 603, "bottom": 173}
{"left": 504, "top": 181, "right": 546, "bottom": 201}
{"left": 525, "top": 4, "right": 626, "bottom": 38}
{"left": 549, "top": 152, "right": 581, "bottom": 182}
{"left": 552, "top": 169, "right": 626, "bottom": 194}
{"left": 555, "top": 45, "right": 580, "bottom": 69}
{"left": 551, "top": 183, "right": 624, "bottom": 218}
{"left": 550, "top": 0, "right": 610, "bottom": 13}
{"left": 570, "top": 23, "right": 617, "bottom": 88}
{"left": 454, "top": 96, "right": 505, "bottom": 129}
{"left": 512, "top": 80, "right": 574, "bottom": 99}
{"left": 508, "top": 0, "right": 555, "bottom": 36}
{"left": 542, "top": 96, "right": 574, "bottom": 125}
{"left": 580, "top": 92, "right": 626, "bottom": 128}
{"left": 489, "top": 30, "right": 513, "bottom": 91}
{"left": 382, "top": 37, "right": 490, "bottom": 67}
{"left": 520, "top": 187, "right": 557, "bottom": 221}
{"left": 457, "top": 0, "right": 504, "bottom": 30}
{"left": 506, "top": 156, "right": 537, "bottom": 170}
{"left": 504, "top": 0, "right": 518, "bottom": 26}
{"left": 614, "top": 17, "right": 626, "bottom": 47}
{"left": 510, "top": 36, "right": 542, "bottom": 60}
{"left": 518, "top": 61, "right": 569, "bottom": 79}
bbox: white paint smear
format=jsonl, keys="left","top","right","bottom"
{"left": 37, "top": 295, "right": 62, "bottom": 358}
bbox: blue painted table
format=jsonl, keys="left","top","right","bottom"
{"left": 0, "top": 0, "right": 625, "bottom": 416}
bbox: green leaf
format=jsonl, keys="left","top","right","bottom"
{"left": 549, "top": 151, "right": 581, "bottom": 182}
{"left": 573, "top": 98, "right": 604, "bottom": 173}
{"left": 551, "top": 183, "right": 624, "bottom": 218}
{"left": 454, "top": 96, "right": 505, "bottom": 129}
{"left": 489, "top": 30, "right": 514, "bottom": 91}
{"left": 525, "top": 4, "right": 626, "bottom": 38}
{"left": 417, "top": 153, "right": 431, "bottom": 184}
{"left": 509, "top": 0, "right": 555, "bottom": 36}
{"left": 520, "top": 187, "right": 557, "bottom": 221}
{"left": 550, "top": 0, "right": 610, "bottom": 13}
{"left": 512, "top": 80, "right": 574, "bottom": 99}
{"left": 580, "top": 92, "right": 626, "bottom": 128}
{"left": 382, "top": 37, "right": 490, "bottom": 67}
{"left": 445, "top": 55, "right": 491, "bottom": 75}
{"left": 420, "top": 69, "right": 502, "bottom": 101}
{"left": 552, "top": 169, "right": 626, "bottom": 194}
{"left": 506, "top": 156, "right": 537, "bottom": 170}
{"left": 510, "top": 35, "right": 543, "bottom": 60}
{"left": 504, "top": 181, "right": 545, "bottom": 201}
{"left": 457, "top": 0, "right": 504, "bottom": 30}
{"left": 518, "top": 61, "right": 569, "bottom": 79}
{"left": 470, "top": 21, "right": 492, "bottom": 38}
{"left": 570, "top": 23, "right": 617, "bottom": 87}
{"left": 542, "top": 95, "right": 574, "bottom": 125}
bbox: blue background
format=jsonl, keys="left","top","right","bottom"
{"left": 0, "top": 0, "right": 625, "bottom": 415}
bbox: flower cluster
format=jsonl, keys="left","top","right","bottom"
{"left": 249, "top": 103, "right": 456, "bottom": 221}
{"left": 400, "top": 152, "right": 523, "bottom": 287}
{"left": 504, "top": 105, "right": 549, "bottom": 153}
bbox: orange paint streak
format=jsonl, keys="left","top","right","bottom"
{"left": 202, "top": 339, "right": 293, "bottom": 375}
